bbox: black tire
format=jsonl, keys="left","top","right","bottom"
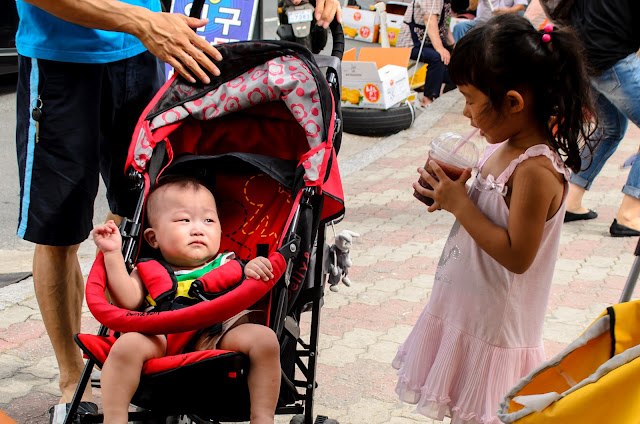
{"left": 341, "top": 102, "right": 415, "bottom": 137}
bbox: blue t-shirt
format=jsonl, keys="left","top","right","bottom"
{"left": 16, "top": 0, "right": 161, "bottom": 63}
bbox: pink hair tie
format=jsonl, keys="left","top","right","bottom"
{"left": 542, "top": 24, "right": 553, "bottom": 43}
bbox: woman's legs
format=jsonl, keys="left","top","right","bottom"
{"left": 567, "top": 90, "right": 628, "bottom": 213}
{"left": 410, "top": 45, "right": 447, "bottom": 105}
{"left": 218, "top": 324, "right": 281, "bottom": 424}
{"left": 101, "top": 333, "right": 167, "bottom": 424}
{"left": 568, "top": 53, "right": 640, "bottom": 230}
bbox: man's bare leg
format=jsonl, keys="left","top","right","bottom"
{"left": 105, "top": 211, "right": 123, "bottom": 226}
{"left": 33, "top": 244, "right": 92, "bottom": 403}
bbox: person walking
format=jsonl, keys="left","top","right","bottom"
{"left": 562, "top": 0, "right": 640, "bottom": 237}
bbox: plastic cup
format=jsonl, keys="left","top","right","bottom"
{"left": 413, "top": 132, "right": 480, "bottom": 206}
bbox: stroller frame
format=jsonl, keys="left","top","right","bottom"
{"left": 65, "top": 20, "right": 346, "bottom": 424}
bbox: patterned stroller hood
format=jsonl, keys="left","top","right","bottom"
{"left": 128, "top": 40, "right": 343, "bottom": 218}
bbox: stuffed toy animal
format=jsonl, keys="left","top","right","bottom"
{"left": 327, "top": 230, "right": 359, "bottom": 292}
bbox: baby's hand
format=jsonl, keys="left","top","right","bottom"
{"left": 92, "top": 220, "right": 122, "bottom": 254}
{"left": 415, "top": 162, "right": 472, "bottom": 214}
{"left": 245, "top": 257, "right": 274, "bottom": 281}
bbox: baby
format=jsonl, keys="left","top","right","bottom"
{"left": 93, "top": 175, "right": 281, "bottom": 424}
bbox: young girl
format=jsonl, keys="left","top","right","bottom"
{"left": 393, "top": 14, "right": 597, "bottom": 424}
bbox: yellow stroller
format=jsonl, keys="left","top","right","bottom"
{"left": 498, "top": 245, "right": 640, "bottom": 423}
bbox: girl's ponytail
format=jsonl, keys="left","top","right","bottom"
{"left": 536, "top": 22, "right": 597, "bottom": 173}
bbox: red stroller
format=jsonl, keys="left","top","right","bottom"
{"left": 65, "top": 23, "right": 346, "bottom": 424}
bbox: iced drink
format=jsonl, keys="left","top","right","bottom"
{"left": 413, "top": 132, "right": 479, "bottom": 206}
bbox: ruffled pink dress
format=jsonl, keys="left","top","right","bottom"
{"left": 393, "top": 143, "right": 570, "bottom": 424}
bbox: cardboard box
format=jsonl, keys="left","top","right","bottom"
{"left": 342, "top": 7, "right": 379, "bottom": 43}
{"left": 386, "top": 13, "right": 404, "bottom": 46}
{"left": 384, "top": 2, "right": 408, "bottom": 46}
{"left": 341, "top": 47, "right": 412, "bottom": 109}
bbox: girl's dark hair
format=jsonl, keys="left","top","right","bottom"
{"left": 449, "top": 14, "right": 597, "bottom": 173}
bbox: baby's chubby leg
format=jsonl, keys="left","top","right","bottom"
{"left": 101, "top": 333, "right": 167, "bottom": 424}
{"left": 218, "top": 324, "right": 281, "bottom": 424}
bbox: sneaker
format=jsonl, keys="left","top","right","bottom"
{"left": 90, "top": 370, "right": 101, "bottom": 388}
{"left": 49, "top": 402, "right": 98, "bottom": 424}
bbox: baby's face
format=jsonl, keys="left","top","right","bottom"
{"left": 146, "top": 185, "right": 222, "bottom": 269}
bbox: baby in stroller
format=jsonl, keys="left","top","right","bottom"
{"left": 93, "top": 175, "right": 281, "bottom": 424}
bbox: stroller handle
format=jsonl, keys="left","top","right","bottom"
{"left": 308, "top": 0, "right": 344, "bottom": 60}
{"left": 328, "top": 16, "right": 345, "bottom": 60}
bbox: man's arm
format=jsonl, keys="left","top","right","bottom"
{"left": 21, "top": 0, "right": 222, "bottom": 83}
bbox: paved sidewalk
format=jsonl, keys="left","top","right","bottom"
{"left": 1, "top": 89, "right": 639, "bottom": 423}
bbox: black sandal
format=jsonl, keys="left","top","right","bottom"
{"left": 564, "top": 209, "right": 598, "bottom": 223}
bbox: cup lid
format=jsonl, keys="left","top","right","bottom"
{"left": 430, "top": 132, "right": 480, "bottom": 169}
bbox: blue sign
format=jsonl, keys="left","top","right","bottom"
{"left": 167, "top": 0, "right": 259, "bottom": 77}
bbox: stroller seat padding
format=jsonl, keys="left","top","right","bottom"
{"left": 75, "top": 332, "right": 240, "bottom": 375}
{"left": 86, "top": 250, "right": 287, "bottom": 335}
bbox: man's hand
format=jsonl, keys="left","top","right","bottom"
{"left": 21, "top": 0, "right": 222, "bottom": 84}
{"left": 292, "top": 0, "right": 343, "bottom": 28}
{"left": 137, "top": 12, "right": 222, "bottom": 84}
{"left": 245, "top": 257, "right": 274, "bottom": 281}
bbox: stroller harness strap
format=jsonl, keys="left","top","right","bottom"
{"left": 86, "top": 251, "right": 287, "bottom": 335}
{"left": 137, "top": 253, "right": 238, "bottom": 311}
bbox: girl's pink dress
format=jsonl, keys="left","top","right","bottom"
{"left": 393, "top": 144, "right": 570, "bottom": 424}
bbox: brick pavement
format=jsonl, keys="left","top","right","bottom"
{"left": 1, "top": 89, "right": 639, "bottom": 423}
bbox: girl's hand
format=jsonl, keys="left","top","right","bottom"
{"left": 245, "top": 257, "right": 274, "bottom": 281}
{"left": 92, "top": 220, "right": 122, "bottom": 254}
{"left": 413, "top": 162, "right": 472, "bottom": 213}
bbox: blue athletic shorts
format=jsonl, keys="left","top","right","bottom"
{"left": 16, "top": 51, "right": 164, "bottom": 246}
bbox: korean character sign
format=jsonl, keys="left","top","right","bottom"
{"left": 166, "top": 0, "right": 259, "bottom": 78}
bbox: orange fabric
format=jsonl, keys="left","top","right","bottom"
{"left": 0, "top": 409, "right": 16, "bottom": 424}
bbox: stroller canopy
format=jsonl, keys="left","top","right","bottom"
{"left": 126, "top": 41, "right": 344, "bottom": 222}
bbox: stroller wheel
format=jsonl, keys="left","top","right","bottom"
{"left": 290, "top": 415, "right": 340, "bottom": 424}
{"left": 314, "top": 416, "right": 339, "bottom": 424}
